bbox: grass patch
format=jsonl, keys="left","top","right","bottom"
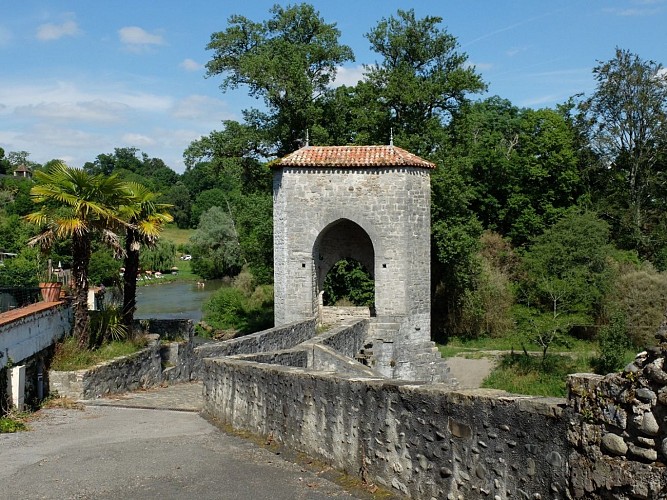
{"left": 481, "top": 352, "right": 591, "bottom": 397}
{"left": 161, "top": 224, "right": 194, "bottom": 247}
{"left": 438, "top": 334, "right": 601, "bottom": 359}
{"left": 0, "top": 415, "right": 27, "bottom": 433}
{"left": 51, "top": 336, "right": 146, "bottom": 371}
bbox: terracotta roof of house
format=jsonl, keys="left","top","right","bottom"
{"left": 274, "top": 145, "right": 436, "bottom": 169}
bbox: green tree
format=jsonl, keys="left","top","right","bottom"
{"left": 119, "top": 183, "right": 173, "bottom": 333}
{"left": 189, "top": 206, "right": 243, "bottom": 280}
{"left": 24, "top": 162, "right": 131, "bottom": 347}
{"left": 140, "top": 239, "right": 176, "bottom": 274}
{"left": 190, "top": 189, "right": 229, "bottom": 227}
{"left": 362, "top": 9, "right": 486, "bottom": 153}
{"left": 323, "top": 259, "right": 374, "bottom": 307}
{"left": 446, "top": 98, "right": 582, "bottom": 246}
{"left": 0, "top": 147, "right": 10, "bottom": 175}
{"left": 520, "top": 210, "right": 614, "bottom": 330}
{"left": 580, "top": 48, "right": 667, "bottom": 257}
{"left": 592, "top": 311, "right": 632, "bottom": 374}
{"left": 205, "top": 3, "right": 354, "bottom": 155}
{"left": 162, "top": 183, "right": 191, "bottom": 229}
{"left": 0, "top": 249, "right": 39, "bottom": 287}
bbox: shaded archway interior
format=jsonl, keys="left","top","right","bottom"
{"left": 313, "top": 219, "right": 375, "bottom": 301}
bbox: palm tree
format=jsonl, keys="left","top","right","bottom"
{"left": 24, "top": 162, "right": 131, "bottom": 347}
{"left": 119, "top": 183, "right": 173, "bottom": 334}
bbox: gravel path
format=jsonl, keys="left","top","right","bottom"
{"left": 446, "top": 356, "right": 496, "bottom": 389}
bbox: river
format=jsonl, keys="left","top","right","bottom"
{"left": 133, "top": 280, "right": 226, "bottom": 322}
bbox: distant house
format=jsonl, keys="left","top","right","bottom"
{"left": 0, "top": 252, "right": 17, "bottom": 265}
{"left": 13, "top": 164, "right": 32, "bottom": 178}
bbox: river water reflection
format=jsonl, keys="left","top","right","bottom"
{"left": 134, "top": 280, "right": 226, "bottom": 322}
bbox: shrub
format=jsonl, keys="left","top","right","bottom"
{"left": 202, "top": 273, "right": 274, "bottom": 335}
{"left": 604, "top": 264, "right": 667, "bottom": 348}
{"left": 592, "top": 312, "right": 633, "bottom": 374}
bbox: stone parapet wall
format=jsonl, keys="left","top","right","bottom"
{"left": 203, "top": 357, "right": 570, "bottom": 499}
{"left": 133, "top": 318, "right": 194, "bottom": 341}
{"left": 192, "top": 318, "right": 317, "bottom": 377}
{"left": 318, "top": 318, "right": 368, "bottom": 358}
{"left": 567, "top": 351, "right": 667, "bottom": 498}
{"left": 50, "top": 341, "right": 162, "bottom": 399}
{"left": 50, "top": 320, "right": 199, "bottom": 400}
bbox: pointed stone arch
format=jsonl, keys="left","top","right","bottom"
{"left": 313, "top": 218, "right": 375, "bottom": 303}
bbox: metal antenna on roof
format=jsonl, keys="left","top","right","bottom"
{"left": 305, "top": 129, "right": 310, "bottom": 147}
{"left": 389, "top": 128, "right": 394, "bottom": 146}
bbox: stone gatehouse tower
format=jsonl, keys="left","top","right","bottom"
{"left": 273, "top": 145, "right": 449, "bottom": 381}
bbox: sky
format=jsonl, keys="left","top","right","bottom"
{"left": 1, "top": 1, "right": 666, "bottom": 174}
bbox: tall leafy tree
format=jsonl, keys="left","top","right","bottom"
{"left": 362, "top": 9, "right": 486, "bottom": 154}
{"left": 580, "top": 48, "right": 667, "bottom": 257}
{"left": 189, "top": 206, "right": 243, "bottom": 280}
{"left": 205, "top": 3, "right": 354, "bottom": 155}
{"left": 24, "top": 162, "right": 131, "bottom": 347}
{"left": 118, "top": 183, "right": 173, "bottom": 333}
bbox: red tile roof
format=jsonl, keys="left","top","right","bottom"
{"left": 274, "top": 145, "right": 436, "bottom": 169}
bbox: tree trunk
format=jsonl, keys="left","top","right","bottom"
{"left": 71, "top": 234, "right": 91, "bottom": 348}
{"left": 122, "top": 227, "right": 140, "bottom": 337}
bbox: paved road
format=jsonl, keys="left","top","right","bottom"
{"left": 0, "top": 384, "right": 375, "bottom": 500}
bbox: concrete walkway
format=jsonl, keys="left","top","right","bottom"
{"left": 81, "top": 381, "right": 204, "bottom": 412}
{"left": 0, "top": 383, "right": 383, "bottom": 500}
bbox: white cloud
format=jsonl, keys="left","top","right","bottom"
{"left": 330, "top": 65, "right": 366, "bottom": 87}
{"left": 180, "top": 58, "right": 202, "bottom": 72}
{"left": 118, "top": 26, "right": 165, "bottom": 51}
{"left": 0, "top": 80, "right": 173, "bottom": 115}
{"left": 171, "top": 94, "right": 234, "bottom": 122}
{"left": 467, "top": 61, "right": 493, "bottom": 72}
{"left": 16, "top": 100, "right": 129, "bottom": 123}
{"left": 36, "top": 20, "right": 81, "bottom": 41}
{"left": 506, "top": 46, "right": 528, "bottom": 57}
{"left": 121, "top": 133, "right": 156, "bottom": 147}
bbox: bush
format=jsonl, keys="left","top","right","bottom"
{"left": 482, "top": 352, "right": 584, "bottom": 397}
{"left": 604, "top": 264, "right": 667, "bottom": 348}
{"left": 202, "top": 272, "right": 274, "bottom": 335}
{"left": 592, "top": 312, "right": 633, "bottom": 375}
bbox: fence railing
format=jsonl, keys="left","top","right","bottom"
{"left": 0, "top": 287, "right": 41, "bottom": 313}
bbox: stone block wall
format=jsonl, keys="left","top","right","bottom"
{"left": 133, "top": 318, "right": 194, "bottom": 341}
{"left": 568, "top": 343, "right": 667, "bottom": 498}
{"left": 49, "top": 319, "right": 199, "bottom": 400}
{"left": 320, "top": 306, "right": 370, "bottom": 325}
{"left": 203, "top": 358, "right": 570, "bottom": 499}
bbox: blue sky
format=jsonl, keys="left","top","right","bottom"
{"left": 1, "top": 1, "right": 665, "bottom": 173}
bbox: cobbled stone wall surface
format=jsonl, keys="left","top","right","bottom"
{"left": 567, "top": 319, "right": 667, "bottom": 499}
{"left": 203, "top": 358, "right": 570, "bottom": 499}
{"left": 273, "top": 167, "right": 431, "bottom": 343}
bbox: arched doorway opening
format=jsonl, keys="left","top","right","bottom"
{"left": 313, "top": 219, "right": 375, "bottom": 312}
